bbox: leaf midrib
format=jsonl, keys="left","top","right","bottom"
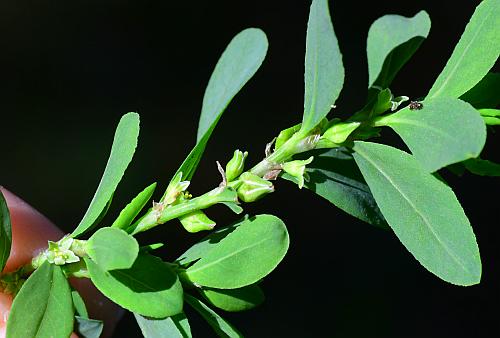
{"left": 187, "top": 236, "right": 272, "bottom": 275}
{"left": 355, "top": 147, "right": 470, "bottom": 274}
{"left": 387, "top": 117, "right": 461, "bottom": 144}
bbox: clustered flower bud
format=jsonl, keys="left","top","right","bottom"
{"left": 225, "top": 150, "right": 248, "bottom": 182}
{"left": 237, "top": 172, "right": 274, "bottom": 202}
{"left": 163, "top": 172, "right": 190, "bottom": 205}
{"left": 45, "top": 237, "right": 80, "bottom": 266}
{"left": 282, "top": 156, "right": 313, "bottom": 189}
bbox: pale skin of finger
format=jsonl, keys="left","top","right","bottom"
{"left": 0, "top": 187, "right": 123, "bottom": 338}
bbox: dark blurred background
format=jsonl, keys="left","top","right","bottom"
{"left": 0, "top": 1, "right": 498, "bottom": 337}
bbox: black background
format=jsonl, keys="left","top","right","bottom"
{"left": 0, "top": 1, "right": 498, "bottom": 337}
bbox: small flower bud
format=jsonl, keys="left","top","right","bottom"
{"left": 225, "top": 150, "right": 248, "bottom": 182}
{"left": 179, "top": 210, "right": 216, "bottom": 233}
{"left": 282, "top": 156, "right": 314, "bottom": 189}
{"left": 237, "top": 172, "right": 274, "bottom": 202}
{"left": 322, "top": 121, "right": 361, "bottom": 144}
{"left": 163, "top": 172, "right": 190, "bottom": 205}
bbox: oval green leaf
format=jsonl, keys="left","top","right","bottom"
{"left": 282, "top": 149, "right": 387, "bottom": 228}
{"left": 184, "top": 215, "right": 289, "bottom": 289}
{"left": 185, "top": 294, "right": 242, "bottom": 338}
{"left": 199, "top": 284, "right": 265, "bottom": 312}
{"left": 7, "top": 262, "right": 74, "bottom": 338}
{"left": 197, "top": 28, "right": 268, "bottom": 141}
{"left": 0, "top": 189, "right": 12, "bottom": 272}
{"left": 134, "top": 313, "right": 192, "bottom": 338}
{"left": 301, "top": 0, "right": 344, "bottom": 134}
{"left": 175, "top": 217, "right": 246, "bottom": 266}
{"left": 86, "top": 254, "right": 183, "bottom": 318}
{"left": 367, "top": 11, "right": 430, "bottom": 88}
{"left": 353, "top": 141, "right": 481, "bottom": 286}
{"left": 111, "top": 182, "right": 157, "bottom": 230}
{"left": 375, "top": 97, "right": 486, "bottom": 172}
{"left": 176, "top": 29, "right": 268, "bottom": 182}
{"left": 87, "top": 227, "right": 139, "bottom": 270}
{"left": 72, "top": 112, "right": 140, "bottom": 237}
{"left": 428, "top": 0, "right": 500, "bottom": 99}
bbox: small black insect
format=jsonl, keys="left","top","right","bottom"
{"left": 409, "top": 101, "right": 423, "bottom": 110}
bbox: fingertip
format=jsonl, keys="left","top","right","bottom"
{"left": 0, "top": 187, "right": 63, "bottom": 273}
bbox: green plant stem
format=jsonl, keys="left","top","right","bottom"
{"left": 128, "top": 187, "right": 238, "bottom": 235}
{"left": 250, "top": 131, "right": 320, "bottom": 177}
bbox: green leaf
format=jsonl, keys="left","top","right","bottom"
{"left": 197, "top": 28, "right": 268, "bottom": 140}
{"left": 479, "top": 109, "right": 500, "bottom": 126}
{"left": 460, "top": 72, "right": 500, "bottom": 109}
{"left": 87, "top": 227, "right": 139, "bottom": 270}
{"left": 427, "top": 0, "right": 500, "bottom": 99}
{"left": 72, "top": 289, "right": 89, "bottom": 318}
{"left": 72, "top": 112, "right": 140, "bottom": 237}
{"left": 140, "top": 243, "right": 165, "bottom": 253}
{"left": 353, "top": 141, "right": 481, "bottom": 286}
{"left": 111, "top": 182, "right": 157, "bottom": 230}
{"left": 482, "top": 116, "right": 500, "bottom": 125}
{"left": 367, "top": 11, "right": 430, "bottom": 88}
{"left": 75, "top": 316, "right": 104, "bottom": 338}
{"left": 0, "top": 189, "right": 12, "bottom": 272}
{"left": 301, "top": 0, "right": 344, "bottom": 134}
{"left": 184, "top": 215, "right": 289, "bottom": 289}
{"left": 375, "top": 97, "right": 486, "bottom": 172}
{"left": 478, "top": 108, "right": 500, "bottom": 117}
{"left": 175, "top": 217, "right": 246, "bottom": 266}
{"left": 199, "top": 284, "right": 265, "bottom": 312}
{"left": 7, "top": 262, "right": 74, "bottom": 338}
{"left": 185, "top": 294, "right": 242, "bottom": 338}
{"left": 85, "top": 254, "right": 183, "bottom": 318}
{"left": 282, "top": 148, "right": 387, "bottom": 228}
{"left": 464, "top": 158, "right": 500, "bottom": 176}
{"left": 177, "top": 29, "right": 268, "bottom": 181}
{"left": 135, "top": 313, "right": 192, "bottom": 338}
